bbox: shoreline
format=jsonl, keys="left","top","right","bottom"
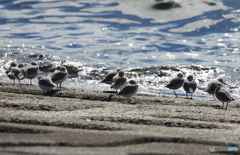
{"left": 0, "top": 83, "right": 240, "bottom": 154}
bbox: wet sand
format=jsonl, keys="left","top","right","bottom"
{"left": 0, "top": 83, "right": 240, "bottom": 155}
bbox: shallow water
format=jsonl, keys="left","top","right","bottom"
{"left": 0, "top": 0, "right": 240, "bottom": 102}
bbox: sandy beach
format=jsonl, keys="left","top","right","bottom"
{"left": 0, "top": 83, "right": 240, "bottom": 155}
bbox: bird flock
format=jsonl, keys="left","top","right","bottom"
{"left": 6, "top": 61, "right": 68, "bottom": 95}
{"left": 165, "top": 72, "right": 234, "bottom": 109}
{"left": 5, "top": 62, "right": 235, "bottom": 109}
{"left": 100, "top": 69, "right": 138, "bottom": 99}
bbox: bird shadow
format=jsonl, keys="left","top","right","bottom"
{"left": 211, "top": 105, "right": 225, "bottom": 109}
{"left": 44, "top": 90, "right": 59, "bottom": 96}
{"left": 103, "top": 91, "right": 117, "bottom": 93}
{"left": 126, "top": 98, "right": 137, "bottom": 104}
{"left": 108, "top": 94, "right": 114, "bottom": 101}
{"left": 184, "top": 98, "right": 193, "bottom": 100}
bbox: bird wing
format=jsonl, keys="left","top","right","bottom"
{"left": 27, "top": 66, "right": 38, "bottom": 76}
{"left": 13, "top": 69, "right": 21, "bottom": 78}
{"left": 166, "top": 78, "right": 184, "bottom": 89}
{"left": 39, "top": 78, "right": 55, "bottom": 87}
{"left": 117, "top": 84, "right": 138, "bottom": 95}
{"left": 51, "top": 71, "right": 67, "bottom": 82}
{"left": 189, "top": 81, "right": 197, "bottom": 93}
{"left": 183, "top": 81, "right": 190, "bottom": 92}
{"left": 218, "top": 88, "right": 235, "bottom": 101}
{"left": 101, "top": 70, "right": 117, "bottom": 82}
{"left": 204, "top": 80, "right": 221, "bottom": 92}
{"left": 21, "top": 68, "right": 28, "bottom": 78}
{"left": 111, "top": 77, "right": 126, "bottom": 88}
{"left": 204, "top": 82, "right": 215, "bottom": 92}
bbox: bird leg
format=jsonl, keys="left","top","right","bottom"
{"left": 18, "top": 80, "right": 21, "bottom": 87}
{"left": 226, "top": 102, "right": 229, "bottom": 110}
{"left": 186, "top": 93, "right": 188, "bottom": 99}
{"left": 191, "top": 93, "right": 193, "bottom": 99}
{"left": 60, "top": 83, "right": 62, "bottom": 90}
{"left": 222, "top": 102, "right": 224, "bottom": 109}
{"left": 174, "top": 90, "right": 177, "bottom": 98}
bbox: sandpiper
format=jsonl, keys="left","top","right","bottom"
{"left": 100, "top": 68, "right": 121, "bottom": 85}
{"left": 214, "top": 83, "right": 234, "bottom": 109}
{"left": 183, "top": 75, "right": 197, "bottom": 99}
{"left": 204, "top": 78, "right": 227, "bottom": 100}
{"left": 117, "top": 79, "right": 138, "bottom": 98}
{"left": 111, "top": 70, "right": 127, "bottom": 92}
{"left": 6, "top": 61, "right": 17, "bottom": 84}
{"left": 51, "top": 66, "right": 68, "bottom": 90}
{"left": 38, "top": 76, "right": 55, "bottom": 94}
{"left": 26, "top": 61, "right": 39, "bottom": 85}
{"left": 165, "top": 73, "right": 184, "bottom": 97}
{"left": 8, "top": 63, "right": 28, "bottom": 87}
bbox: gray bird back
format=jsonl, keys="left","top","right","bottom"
{"left": 100, "top": 69, "right": 120, "bottom": 84}
{"left": 166, "top": 77, "right": 184, "bottom": 90}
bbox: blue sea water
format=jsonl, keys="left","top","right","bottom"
{"left": 0, "top": 0, "right": 240, "bottom": 101}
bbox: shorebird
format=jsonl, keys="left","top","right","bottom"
{"left": 26, "top": 61, "right": 39, "bottom": 85}
{"left": 204, "top": 78, "right": 227, "bottom": 100}
{"left": 38, "top": 76, "right": 55, "bottom": 94}
{"left": 165, "top": 73, "right": 184, "bottom": 97}
{"left": 214, "top": 83, "right": 234, "bottom": 109}
{"left": 111, "top": 70, "right": 127, "bottom": 92}
{"left": 51, "top": 66, "right": 68, "bottom": 90}
{"left": 100, "top": 68, "right": 121, "bottom": 85}
{"left": 117, "top": 80, "right": 138, "bottom": 103}
{"left": 183, "top": 75, "right": 197, "bottom": 99}
{"left": 6, "top": 61, "right": 17, "bottom": 84}
{"left": 8, "top": 63, "right": 28, "bottom": 87}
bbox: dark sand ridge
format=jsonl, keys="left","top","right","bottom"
{"left": 0, "top": 83, "right": 240, "bottom": 155}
